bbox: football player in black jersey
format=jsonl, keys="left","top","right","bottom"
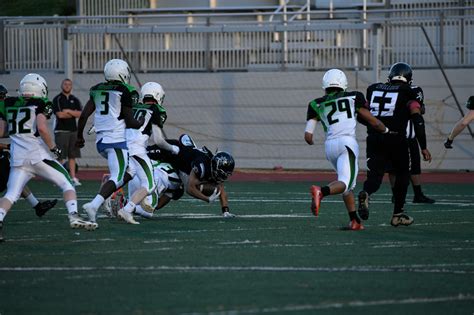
{"left": 0, "top": 84, "right": 57, "bottom": 219}
{"left": 387, "top": 82, "right": 435, "bottom": 204}
{"left": 444, "top": 96, "right": 474, "bottom": 148}
{"left": 148, "top": 134, "right": 235, "bottom": 218}
{"left": 358, "top": 62, "right": 432, "bottom": 227}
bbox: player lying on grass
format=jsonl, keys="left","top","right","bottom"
{"left": 444, "top": 96, "right": 474, "bottom": 149}
{"left": 305, "top": 69, "right": 390, "bottom": 230}
{"left": 0, "top": 74, "right": 96, "bottom": 242}
{"left": 148, "top": 134, "right": 235, "bottom": 218}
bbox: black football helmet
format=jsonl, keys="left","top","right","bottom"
{"left": 0, "top": 84, "right": 7, "bottom": 99}
{"left": 388, "top": 62, "right": 413, "bottom": 84}
{"left": 211, "top": 151, "right": 235, "bottom": 182}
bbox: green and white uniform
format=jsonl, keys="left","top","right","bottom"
{"left": 306, "top": 91, "right": 366, "bottom": 191}
{"left": 0, "top": 97, "right": 74, "bottom": 204}
{"left": 89, "top": 81, "right": 139, "bottom": 186}
{"left": 126, "top": 102, "right": 167, "bottom": 194}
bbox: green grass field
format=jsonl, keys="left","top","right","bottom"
{"left": 0, "top": 180, "right": 473, "bottom": 314}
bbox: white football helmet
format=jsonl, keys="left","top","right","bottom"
{"left": 104, "top": 59, "right": 131, "bottom": 84}
{"left": 19, "top": 73, "right": 48, "bottom": 98}
{"left": 140, "top": 82, "right": 165, "bottom": 104}
{"left": 322, "top": 69, "right": 348, "bottom": 91}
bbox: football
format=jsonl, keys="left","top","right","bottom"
{"left": 198, "top": 182, "right": 218, "bottom": 196}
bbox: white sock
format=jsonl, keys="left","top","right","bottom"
{"left": 0, "top": 209, "right": 6, "bottom": 221}
{"left": 65, "top": 200, "right": 78, "bottom": 215}
{"left": 134, "top": 206, "right": 153, "bottom": 219}
{"left": 123, "top": 201, "right": 136, "bottom": 213}
{"left": 25, "top": 193, "right": 39, "bottom": 207}
{"left": 90, "top": 195, "right": 105, "bottom": 209}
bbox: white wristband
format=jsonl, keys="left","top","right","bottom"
{"left": 305, "top": 119, "right": 317, "bottom": 133}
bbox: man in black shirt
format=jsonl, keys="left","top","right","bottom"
{"left": 358, "top": 62, "right": 432, "bottom": 227}
{"left": 52, "top": 79, "right": 82, "bottom": 186}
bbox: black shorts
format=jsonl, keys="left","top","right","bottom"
{"left": 385, "top": 138, "right": 421, "bottom": 175}
{"left": 0, "top": 150, "right": 10, "bottom": 193}
{"left": 55, "top": 131, "right": 81, "bottom": 159}
{"left": 367, "top": 133, "right": 410, "bottom": 178}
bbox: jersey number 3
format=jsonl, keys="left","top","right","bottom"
{"left": 100, "top": 91, "right": 110, "bottom": 115}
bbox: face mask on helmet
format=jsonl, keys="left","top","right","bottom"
{"left": 322, "top": 69, "right": 348, "bottom": 91}
{"left": 140, "top": 82, "right": 165, "bottom": 104}
{"left": 388, "top": 62, "right": 413, "bottom": 84}
{"left": 104, "top": 59, "right": 131, "bottom": 84}
{"left": 19, "top": 73, "right": 48, "bottom": 98}
{"left": 211, "top": 152, "right": 235, "bottom": 182}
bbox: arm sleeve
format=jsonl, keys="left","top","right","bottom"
{"left": 411, "top": 113, "right": 427, "bottom": 150}
{"left": 411, "top": 86, "right": 425, "bottom": 114}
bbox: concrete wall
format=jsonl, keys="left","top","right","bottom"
{"left": 0, "top": 69, "right": 472, "bottom": 171}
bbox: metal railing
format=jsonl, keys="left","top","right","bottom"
{"left": 1, "top": 7, "right": 473, "bottom": 73}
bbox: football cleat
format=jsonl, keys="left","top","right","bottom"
{"left": 310, "top": 185, "right": 322, "bottom": 216}
{"left": 118, "top": 209, "right": 140, "bottom": 225}
{"left": 390, "top": 212, "right": 414, "bottom": 227}
{"left": 0, "top": 221, "right": 4, "bottom": 242}
{"left": 133, "top": 206, "right": 154, "bottom": 219}
{"left": 68, "top": 213, "right": 98, "bottom": 230}
{"left": 102, "top": 197, "right": 113, "bottom": 217}
{"left": 34, "top": 199, "right": 57, "bottom": 217}
{"left": 358, "top": 191, "right": 370, "bottom": 220}
{"left": 140, "top": 199, "right": 155, "bottom": 213}
{"left": 349, "top": 219, "right": 365, "bottom": 231}
{"left": 413, "top": 194, "right": 435, "bottom": 204}
{"left": 82, "top": 202, "right": 98, "bottom": 223}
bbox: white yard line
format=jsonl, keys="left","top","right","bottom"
{"left": 0, "top": 265, "right": 472, "bottom": 274}
{"left": 182, "top": 294, "right": 474, "bottom": 315}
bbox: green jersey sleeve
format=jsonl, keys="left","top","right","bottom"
{"left": 151, "top": 104, "right": 167, "bottom": 128}
{"left": 306, "top": 100, "right": 320, "bottom": 121}
{"left": 34, "top": 98, "right": 53, "bottom": 119}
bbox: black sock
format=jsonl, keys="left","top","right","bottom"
{"left": 413, "top": 185, "right": 422, "bottom": 197}
{"left": 349, "top": 211, "right": 360, "bottom": 223}
{"left": 321, "top": 186, "right": 331, "bottom": 197}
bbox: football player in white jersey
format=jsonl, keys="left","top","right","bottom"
{"left": 0, "top": 84, "right": 57, "bottom": 218}
{"left": 304, "top": 69, "right": 389, "bottom": 230}
{"left": 0, "top": 74, "right": 96, "bottom": 241}
{"left": 76, "top": 59, "right": 144, "bottom": 225}
{"left": 119, "top": 82, "right": 179, "bottom": 223}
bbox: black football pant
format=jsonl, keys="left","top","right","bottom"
{"left": 363, "top": 133, "right": 410, "bottom": 213}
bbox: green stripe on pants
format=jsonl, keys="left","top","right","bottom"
{"left": 115, "top": 149, "right": 126, "bottom": 183}
{"left": 345, "top": 145, "right": 356, "bottom": 190}
{"left": 134, "top": 155, "right": 154, "bottom": 191}
{"left": 43, "top": 159, "right": 73, "bottom": 185}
